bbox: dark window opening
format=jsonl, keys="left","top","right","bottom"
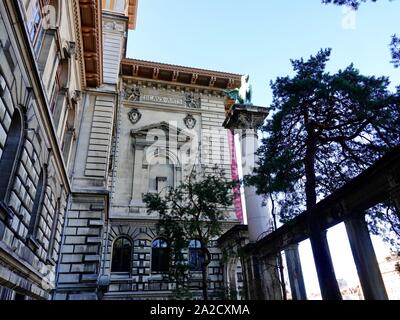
{"left": 151, "top": 238, "right": 170, "bottom": 273}
{"left": 14, "top": 293, "right": 26, "bottom": 301}
{"left": 0, "top": 108, "right": 23, "bottom": 203}
{"left": 111, "top": 237, "right": 132, "bottom": 273}
{"left": 47, "top": 197, "right": 60, "bottom": 263}
{"left": 189, "top": 239, "right": 205, "bottom": 271}
{"left": 27, "top": 169, "right": 46, "bottom": 241}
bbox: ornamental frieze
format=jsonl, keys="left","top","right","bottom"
{"left": 123, "top": 85, "right": 201, "bottom": 109}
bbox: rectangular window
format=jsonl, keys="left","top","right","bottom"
{"left": 46, "top": 198, "right": 60, "bottom": 264}
{"left": 27, "top": 1, "right": 45, "bottom": 56}
{"left": 102, "top": 0, "right": 127, "bottom": 14}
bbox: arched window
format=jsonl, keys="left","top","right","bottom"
{"left": 188, "top": 239, "right": 205, "bottom": 271}
{"left": 27, "top": 169, "right": 47, "bottom": 243}
{"left": 0, "top": 107, "right": 23, "bottom": 204}
{"left": 151, "top": 238, "right": 170, "bottom": 273}
{"left": 111, "top": 237, "right": 132, "bottom": 273}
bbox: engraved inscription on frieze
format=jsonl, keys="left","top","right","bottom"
{"left": 141, "top": 94, "right": 184, "bottom": 106}
{"left": 123, "top": 85, "right": 201, "bottom": 109}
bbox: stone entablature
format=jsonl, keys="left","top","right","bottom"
{"left": 101, "top": 0, "right": 138, "bottom": 30}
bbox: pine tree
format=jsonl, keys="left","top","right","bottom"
{"left": 247, "top": 49, "right": 400, "bottom": 245}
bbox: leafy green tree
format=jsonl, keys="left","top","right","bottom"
{"left": 322, "top": 0, "right": 400, "bottom": 68}
{"left": 247, "top": 49, "right": 400, "bottom": 296}
{"left": 143, "top": 167, "right": 237, "bottom": 300}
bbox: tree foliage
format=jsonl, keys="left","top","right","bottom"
{"left": 248, "top": 49, "right": 400, "bottom": 246}
{"left": 143, "top": 166, "right": 237, "bottom": 300}
{"left": 322, "top": 0, "right": 378, "bottom": 9}
{"left": 322, "top": 0, "right": 400, "bottom": 68}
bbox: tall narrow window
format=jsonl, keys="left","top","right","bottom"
{"left": 27, "top": 169, "right": 46, "bottom": 243}
{"left": 151, "top": 238, "right": 170, "bottom": 273}
{"left": 0, "top": 107, "right": 23, "bottom": 204}
{"left": 111, "top": 237, "right": 132, "bottom": 273}
{"left": 27, "top": 1, "right": 45, "bottom": 56}
{"left": 47, "top": 197, "right": 60, "bottom": 264}
{"left": 188, "top": 240, "right": 205, "bottom": 272}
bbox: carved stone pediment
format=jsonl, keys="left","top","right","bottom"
{"left": 131, "top": 121, "right": 194, "bottom": 147}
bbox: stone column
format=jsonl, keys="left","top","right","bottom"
{"left": 259, "top": 253, "right": 283, "bottom": 300}
{"left": 309, "top": 229, "right": 342, "bottom": 300}
{"left": 223, "top": 105, "right": 271, "bottom": 242}
{"left": 241, "top": 130, "right": 272, "bottom": 242}
{"left": 285, "top": 244, "right": 307, "bottom": 300}
{"left": 345, "top": 215, "right": 388, "bottom": 300}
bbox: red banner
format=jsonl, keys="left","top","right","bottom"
{"left": 227, "top": 130, "right": 244, "bottom": 223}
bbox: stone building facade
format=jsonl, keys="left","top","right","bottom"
{"left": 0, "top": 0, "right": 244, "bottom": 300}
{"left": 0, "top": 0, "right": 81, "bottom": 300}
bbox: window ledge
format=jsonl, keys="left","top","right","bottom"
{"left": 46, "top": 258, "right": 56, "bottom": 266}
{"left": 189, "top": 271, "right": 203, "bottom": 280}
{"left": 27, "top": 235, "right": 40, "bottom": 251}
{"left": 149, "top": 274, "right": 165, "bottom": 281}
{"left": 0, "top": 200, "right": 14, "bottom": 222}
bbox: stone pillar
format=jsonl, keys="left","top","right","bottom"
{"left": 241, "top": 254, "right": 262, "bottom": 300}
{"left": 309, "top": 229, "right": 342, "bottom": 300}
{"left": 345, "top": 215, "right": 388, "bottom": 300}
{"left": 241, "top": 130, "right": 272, "bottom": 242}
{"left": 223, "top": 105, "right": 271, "bottom": 243}
{"left": 285, "top": 244, "right": 307, "bottom": 300}
{"left": 259, "top": 254, "right": 283, "bottom": 300}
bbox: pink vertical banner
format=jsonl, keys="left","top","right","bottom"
{"left": 227, "top": 130, "right": 244, "bottom": 223}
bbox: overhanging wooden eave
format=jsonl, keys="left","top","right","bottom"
{"left": 127, "top": 0, "right": 138, "bottom": 30}
{"left": 121, "top": 58, "right": 242, "bottom": 90}
{"left": 77, "top": 0, "right": 103, "bottom": 88}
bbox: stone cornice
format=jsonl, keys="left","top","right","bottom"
{"left": 121, "top": 58, "right": 242, "bottom": 90}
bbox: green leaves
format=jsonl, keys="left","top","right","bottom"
{"left": 142, "top": 167, "right": 238, "bottom": 298}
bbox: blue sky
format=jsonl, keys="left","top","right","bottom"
{"left": 127, "top": 0, "right": 400, "bottom": 107}
{"left": 126, "top": 0, "right": 399, "bottom": 298}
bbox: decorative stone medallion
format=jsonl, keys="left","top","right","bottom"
{"left": 128, "top": 108, "right": 142, "bottom": 125}
{"left": 185, "top": 92, "right": 201, "bottom": 109}
{"left": 184, "top": 114, "right": 196, "bottom": 129}
{"left": 125, "top": 85, "right": 141, "bottom": 102}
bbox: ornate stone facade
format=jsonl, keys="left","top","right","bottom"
{"left": 0, "top": 0, "right": 80, "bottom": 300}
{"left": 0, "top": 0, "right": 243, "bottom": 300}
